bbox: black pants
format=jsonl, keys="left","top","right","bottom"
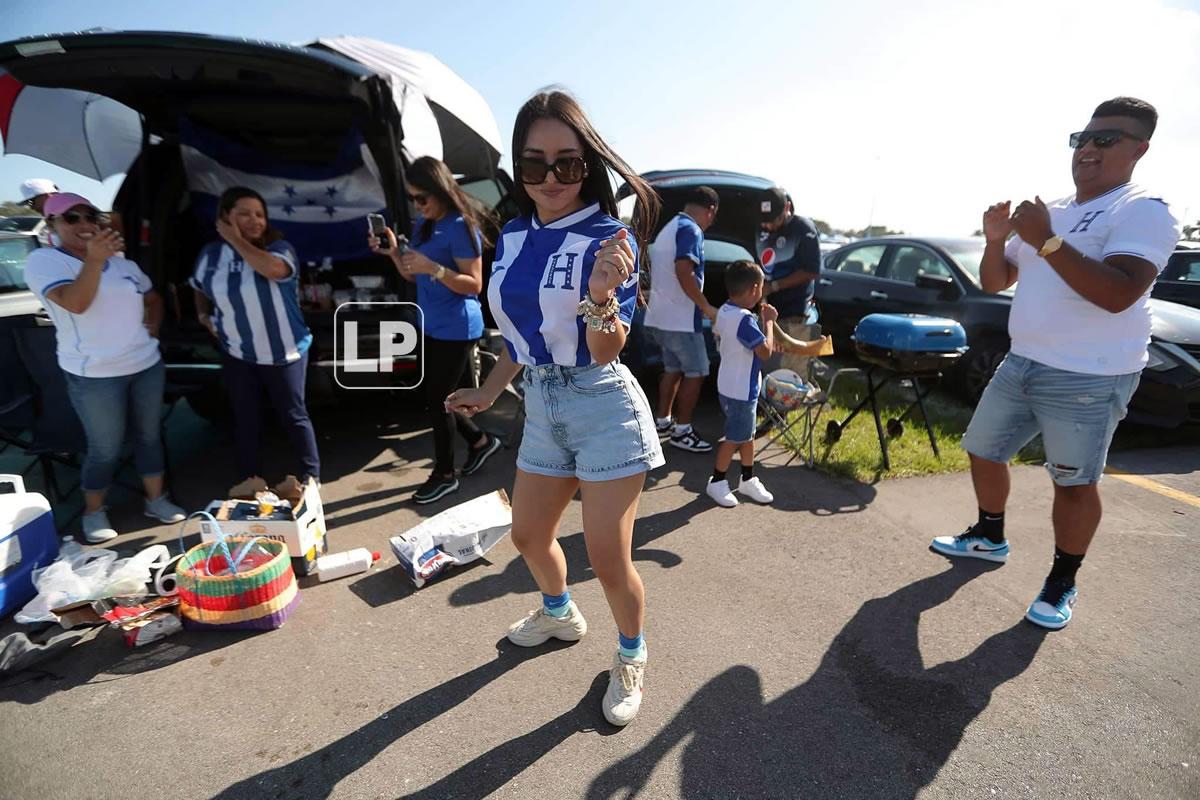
{"left": 222, "top": 350, "right": 321, "bottom": 482}
{"left": 424, "top": 336, "right": 485, "bottom": 474}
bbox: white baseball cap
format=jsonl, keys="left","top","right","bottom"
{"left": 20, "top": 178, "right": 59, "bottom": 203}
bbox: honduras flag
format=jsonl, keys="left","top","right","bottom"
{"left": 179, "top": 117, "right": 386, "bottom": 262}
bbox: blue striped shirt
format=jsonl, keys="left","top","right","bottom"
{"left": 487, "top": 204, "right": 638, "bottom": 367}
{"left": 190, "top": 240, "right": 312, "bottom": 365}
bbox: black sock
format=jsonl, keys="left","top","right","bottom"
{"left": 741, "top": 464, "right": 754, "bottom": 480}
{"left": 1047, "top": 547, "right": 1085, "bottom": 587}
{"left": 712, "top": 468, "right": 726, "bottom": 483}
{"left": 975, "top": 508, "right": 1005, "bottom": 544}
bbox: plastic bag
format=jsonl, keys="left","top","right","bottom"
{"left": 15, "top": 544, "right": 171, "bottom": 624}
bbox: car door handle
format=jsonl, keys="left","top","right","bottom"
{"left": 818, "top": 278, "right": 833, "bottom": 286}
{"left": 869, "top": 291, "right": 888, "bottom": 300}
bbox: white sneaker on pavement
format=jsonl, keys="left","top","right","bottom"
{"left": 705, "top": 478, "right": 738, "bottom": 508}
{"left": 144, "top": 494, "right": 187, "bottom": 523}
{"left": 603, "top": 648, "right": 647, "bottom": 726}
{"left": 82, "top": 509, "right": 118, "bottom": 543}
{"left": 506, "top": 601, "right": 588, "bottom": 647}
{"left": 737, "top": 476, "right": 774, "bottom": 504}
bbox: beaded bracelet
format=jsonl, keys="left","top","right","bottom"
{"left": 577, "top": 293, "right": 620, "bottom": 334}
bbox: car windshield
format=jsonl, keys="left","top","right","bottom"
{"left": 704, "top": 239, "right": 754, "bottom": 264}
{"left": 942, "top": 240, "right": 987, "bottom": 285}
{"left": 0, "top": 236, "right": 36, "bottom": 293}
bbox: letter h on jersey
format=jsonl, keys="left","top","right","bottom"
{"left": 543, "top": 253, "right": 577, "bottom": 290}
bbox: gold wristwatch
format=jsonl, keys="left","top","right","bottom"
{"left": 1038, "top": 235, "right": 1064, "bottom": 257}
{"left": 433, "top": 265, "right": 447, "bottom": 281}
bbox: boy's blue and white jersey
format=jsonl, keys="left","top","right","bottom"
{"left": 715, "top": 302, "right": 766, "bottom": 401}
{"left": 487, "top": 203, "right": 639, "bottom": 367}
{"left": 190, "top": 240, "right": 312, "bottom": 365}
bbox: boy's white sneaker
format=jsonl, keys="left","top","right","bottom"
{"left": 705, "top": 478, "right": 738, "bottom": 508}
{"left": 737, "top": 477, "right": 774, "bottom": 504}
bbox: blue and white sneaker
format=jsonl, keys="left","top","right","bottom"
{"left": 1025, "top": 579, "right": 1078, "bottom": 630}
{"left": 929, "top": 526, "right": 1010, "bottom": 563}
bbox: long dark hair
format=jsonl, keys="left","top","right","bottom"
{"left": 511, "top": 90, "right": 660, "bottom": 250}
{"left": 407, "top": 156, "right": 493, "bottom": 254}
{"left": 218, "top": 186, "right": 281, "bottom": 247}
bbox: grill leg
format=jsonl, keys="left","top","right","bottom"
{"left": 911, "top": 376, "right": 941, "bottom": 458}
{"left": 867, "top": 368, "right": 890, "bottom": 471}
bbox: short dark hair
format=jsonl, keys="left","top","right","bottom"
{"left": 1092, "top": 96, "right": 1157, "bottom": 139}
{"left": 725, "top": 259, "right": 764, "bottom": 297}
{"left": 685, "top": 185, "right": 719, "bottom": 209}
{"left": 217, "top": 186, "right": 281, "bottom": 247}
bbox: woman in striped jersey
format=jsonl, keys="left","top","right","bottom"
{"left": 447, "top": 90, "right": 663, "bottom": 726}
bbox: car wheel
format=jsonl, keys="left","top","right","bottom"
{"left": 956, "top": 338, "right": 1007, "bottom": 403}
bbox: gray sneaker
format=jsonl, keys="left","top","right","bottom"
{"left": 603, "top": 648, "right": 647, "bottom": 727}
{"left": 145, "top": 494, "right": 187, "bottom": 523}
{"left": 82, "top": 509, "right": 118, "bottom": 543}
{"left": 506, "top": 602, "right": 588, "bottom": 647}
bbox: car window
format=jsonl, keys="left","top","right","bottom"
{"left": 1165, "top": 252, "right": 1200, "bottom": 282}
{"left": 0, "top": 236, "right": 36, "bottom": 293}
{"left": 703, "top": 239, "right": 754, "bottom": 265}
{"left": 458, "top": 178, "right": 502, "bottom": 209}
{"left": 829, "top": 245, "right": 887, "bottom": 276}
{"left": 886, "top": 245, "right": 953, "bottom": 283}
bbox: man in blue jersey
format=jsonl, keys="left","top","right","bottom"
{"left": 643, "top": 186, "right": 719, "bottom": 453}
{"left": 757, "top": 187, "right": 822, "bottom": 377}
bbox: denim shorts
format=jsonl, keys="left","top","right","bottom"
{"left": 650, "top": 327, "right": 710, "bottom": 378}
{"left": 518, "top": 361, "right": 665, "bottom": 481}
{"left": 962, "top": 354, "right": 1140, "bottom": 486}
{"left": 719, "top": 394, "right": 758, "bottom": 443}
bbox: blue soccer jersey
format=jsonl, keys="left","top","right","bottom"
{"left": 487, "top": 203, "right": 639, "bottom": 367}
{"left": 411, "top": 214, "right": 484, "bottom": 341}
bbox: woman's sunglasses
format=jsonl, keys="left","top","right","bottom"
{"left": 516, "top": 156, "right": 587, "bottom": 185}
{"left": 58, "top": 210, "right": 103, "bottom": 225}
{"left": 1069, "top": 129, "right": 1144, "bottom": 149}
{"left": 408, "top": 192, "right": 430, "bottom": 205}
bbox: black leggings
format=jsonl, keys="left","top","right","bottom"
{"left": 423, "top": 336, "right": 485, "bottom": 474}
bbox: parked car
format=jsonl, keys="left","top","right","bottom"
{"left": 819, "top": 235, "right": 1200, "bottom": 428}
{"left": 0, "top": 230, "right": 43, "bottom": 319}
{"left": 1152, "top": 242, "right": 1200, "bottom": 310}
{"left": 0, "top": 30, "right": 509, "bottom": 421}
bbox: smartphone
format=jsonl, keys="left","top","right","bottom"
{"left": 394, "top": 234, "right": 410, "bottom": 256}
{"left": 367, "top": 214, "right": 389, "bottom": 250}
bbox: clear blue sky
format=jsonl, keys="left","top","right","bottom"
{"left": 2, "top": 0, "right": 1198, "bottom": 234}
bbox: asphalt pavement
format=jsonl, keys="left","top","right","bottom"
{"left": 1, "top": 393, "right": 1196, "bottom": 800}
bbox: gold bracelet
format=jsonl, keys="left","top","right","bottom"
{"left": 577, "top": 293, "right": 620, "bottom": 334}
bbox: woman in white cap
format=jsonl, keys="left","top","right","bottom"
{"left": 22, "top": 193, "right": 186, "bottom": 542}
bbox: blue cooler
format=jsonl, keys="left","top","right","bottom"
{"left": 852, "top": 314, "right": 968, "bottom": 374}
{"left": 0, "top": 475, "right": 59, "bottom": 618}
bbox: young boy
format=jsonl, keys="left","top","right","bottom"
{"left": 707, "top": 260, "right": 777, "bottom": 508}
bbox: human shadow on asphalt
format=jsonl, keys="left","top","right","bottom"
{"left": 208, "top": 637, "right": 582, "bottom": 800}
{"left": 585, "top": 561, "right": 1048, "bottom": 799}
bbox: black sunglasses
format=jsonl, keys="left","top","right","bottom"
{"left": 516, "top": 156, "right": 587, "bottom": 185}
{"left": 408, "top": 192, "right": 430, "bottom": 204}
{"left": 1069, "top": 129, "right": 1144, "bottom": 149}
{"left": 59, "top": 210, "right": 102, "bottom": 225}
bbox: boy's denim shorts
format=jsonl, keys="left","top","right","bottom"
{"left": 962, "top": 354, "right": 1140, "bottom": 486}
{"left": 719, "top": 394, "right": 758, "bottom": 444}
{"left": 518, "top": 361, "right": 665, "bottom": 481}
{"left": 649, "top": 327, "right": 710, "bottom": 378}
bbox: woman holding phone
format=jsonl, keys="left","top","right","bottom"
{"left": 370, "top": 156, "right": 501, "bottom": 504}
{"left": 446, "top": 91, "right": 663, "bottom": 726}
{"left": 191, "top": 186, "right": 320, "bottom": 486}
{"left": 23, "top": 193, "right": 185, "bottom": 542}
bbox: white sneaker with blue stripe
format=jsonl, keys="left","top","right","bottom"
{"left": 1025, "top": 579, "right": 1078, "bottom": 630}
{"left": 929, "top": 526, "right": 1010, "bottom": 563}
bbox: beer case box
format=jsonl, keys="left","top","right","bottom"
{"left": 200, "top": 477, "right": 328, "bottom": 577}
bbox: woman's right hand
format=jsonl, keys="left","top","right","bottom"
{"left": 369, "top": 227, "right": 399, "bottom": 257}
{"left": 86, "top": 228, "right": 124, "bottom": 263}
{"left": 198, "top": 313, "right": 217, "bottom": 339}
{"left": 445, "top": 387, "right": 495, "bottom": 417}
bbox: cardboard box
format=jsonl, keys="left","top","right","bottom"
{"left": 201, "top": 477, "right": 328, "bottom": 576}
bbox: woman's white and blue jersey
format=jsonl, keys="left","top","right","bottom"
{"left": 715, "top": 302, "right": 766, "bottom": 401}
{"left": 487, "top": 204, "right": 638, "bottom": 367}
{"left": 190, "top": 240, "right": 312, "bottom": 365}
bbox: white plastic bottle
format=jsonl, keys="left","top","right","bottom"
{"left": 316, "top": 548, "right": 380, "bottom": 582}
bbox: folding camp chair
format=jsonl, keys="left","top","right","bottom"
{"left": 755, "top": 358, "right": 858, "bottom": 469}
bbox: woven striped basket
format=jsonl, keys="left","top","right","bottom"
{"left": 176, "top": 536, "right": 299, "bottom": 631}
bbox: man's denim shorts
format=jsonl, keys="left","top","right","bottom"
{"left": 719, "top": 394, "right": 758, "bottom": 444}
{"left": 518, "top": 361, "right": 665, "bottom": 482}
{"left": 650, "top": 327, "right": 710, "bottom": 378}
{"left": 962, "top": 353, "right": 1140, "bottom": 486}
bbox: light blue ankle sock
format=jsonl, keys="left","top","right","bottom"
{"left": 618, "top": 631, "right": 646, "bottom": 661}
{"left": 543, "top": 590, "right": 571, "bottom": 618}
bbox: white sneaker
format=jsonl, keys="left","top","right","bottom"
{"left": 603, "top": 649, "right": 647, "bottom": 726}
{"left": 82, "top": 509, "right": 118, "bottom": 543}
{"left": 705, "top": 478, "right": 738, "bottom": 508}
{"left": 144, "top": 494, "right": 187, "bottom": 523}
{"left": 737, "top": 476, "right": 774, "bottom": 504}
{"left": 506, "top": 602, "right": 588, "bottom": 647}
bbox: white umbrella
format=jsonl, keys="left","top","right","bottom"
{"left": 313, "top": 37, "right": 503, "bottom": 176}
{"left": 0, "top": 73, "right": 141, "bottom": 180}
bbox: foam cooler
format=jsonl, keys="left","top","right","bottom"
{"left": 853, "top": 314, "right": 968, "bottom": 374}
{"left": 0, "top": 475, "right": 59, "bottom": 618}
